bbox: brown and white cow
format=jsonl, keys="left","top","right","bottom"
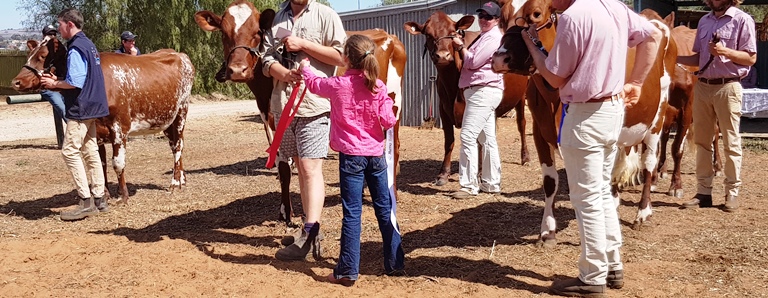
{"left": 404, "top": 11, "right": 530, "bottom": 187}
{"left": 13, "top": 37, "right": 195, "bottom": 204}
{"left": 195, "top": 0, "right": 406, "bottom": 224}
{"left": 491, "top": 0, "right": 672, "bottom": 245}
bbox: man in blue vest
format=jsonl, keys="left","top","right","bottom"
{"left": 41, "top": 8, "right": 110, "bottom": 221}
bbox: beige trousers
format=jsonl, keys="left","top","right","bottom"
{"left": 692, "top": 81, "right": 742, "bottom": 197}
{"left": 61, "top": 119, "right": 105, "bottom": 199}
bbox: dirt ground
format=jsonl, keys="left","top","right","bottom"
{"left": 1, "top": 98, "right": 767, "bottom": 298}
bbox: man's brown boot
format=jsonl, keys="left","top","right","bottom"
{"left": 682, "top": 194, "right": 712, "bottom": 209}
{"left": 94, "top": 197, "right": 109, "bottom": 213}
{"left": 60, "top": 197, "right": 98, "bottom": 221}
{"left": 550, "top": 278, "right": 606, "bottom": 298}
{"left": 607, "top": 270, "right": 624, "bottom": 289}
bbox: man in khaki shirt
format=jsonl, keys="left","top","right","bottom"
{"left": 262, "top": 0, "right": 346, "bottom": 262}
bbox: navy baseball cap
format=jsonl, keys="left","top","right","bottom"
{"left": 477, "top": 1, "right": 501, "bottom": 17}
{"left": 120, "top": 31, "right": 138, "bottom": 40}
{"left": 42, "top": 25, "right": 58, "bottom": 36}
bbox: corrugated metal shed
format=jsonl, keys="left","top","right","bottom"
{"left": 339, "top": 0, "right": 486, "bottom": 127}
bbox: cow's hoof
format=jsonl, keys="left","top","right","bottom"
{"left": 433, "top": 178, "right": 448, "bottom": 186}
{"left": 632, "top": 218, "right": 653, "bottom": 230}
{"left": 668, "top": 188, "right": 684, "bottom": 199}
{"left": 536, "top": 238, "right": 557, "bottom": 248}
{"left": 110, "top": 197, "right": 127, "bottom": 205}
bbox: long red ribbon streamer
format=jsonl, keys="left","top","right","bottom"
{"left": 265, "top": 84, "right": 307, "bottom": 169}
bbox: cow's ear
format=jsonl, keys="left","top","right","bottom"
{"left": 455, "top": 16, "right": 475, "bottom": 31}
{"left": 194, "top": 11, "right": 222, "bottom": 32}
{"left": 497, "top": 0, "right": 510, "bottom": 8}
{"left": 664, "top": 12, "right": 675, "bottom": 28}
{"left": 26, "top": 40, "right": 38, "bottom": 51}
{"left": 260, "top": 9, "right": 276, "bottom": 31}
{"left": 403, "top": 22, "right": 423, "bottom": 35}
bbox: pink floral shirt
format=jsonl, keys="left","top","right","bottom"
{"left": 302, "top": 67, "right": 396, "bottom": 156}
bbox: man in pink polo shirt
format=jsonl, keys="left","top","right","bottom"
{"left": 523, "top": 0, "right": 661, "bottom": 296}
{"left": 678, "top": 0, "right": 756, "bottom": 212}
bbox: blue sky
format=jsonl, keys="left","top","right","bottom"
{"left": 0, "top": 0, "right": 380, "bottom": 30}
{"left": 0, "top": 0, "right": 24, "bottom": 30}
{"left": 327, "top": 0, "right": 381, "bottom": 12}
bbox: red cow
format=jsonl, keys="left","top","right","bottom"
{"left": 491, "top": 0, "right": 672, "bottom": 246}
{"left": 639, "top": 11, "right": 695, "bottom": 199}
{"left": 404, "top": 11, "right": 530, "bottom": 187}
{"left": 13, "top": 36, "right": 195, "bottom": 204}
{"left": 195, "top": 0, "right": 406, "bottom": 224}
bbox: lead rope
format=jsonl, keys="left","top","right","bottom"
{"left": 265, "top": 83, "right": 308, "bottom": 169}
{"left": 695, "top": 32, "right": 721, "bottom": 76}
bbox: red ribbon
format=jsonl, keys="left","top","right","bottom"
{"left": 265, "top": 84, "right": 307, "bottom": 169}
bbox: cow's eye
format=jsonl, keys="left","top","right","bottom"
{"left": 533, "top": 12, "right": 541, "bottom": 19}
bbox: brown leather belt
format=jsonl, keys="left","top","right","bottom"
{"left": 698, "top": 77, "right": 740, "bottom": 85}
{"left": 586, "top": 94, "right": 621, "bottom": 103}
{"left": 460, "top": 84, "right": 487, "bottom": 92}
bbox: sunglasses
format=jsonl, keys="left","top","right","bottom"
{"left": 478, "top": 14, "right": 496, "bottom": 21}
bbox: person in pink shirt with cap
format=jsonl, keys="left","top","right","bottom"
{"left": 448, "top": 1, "right": 505, "bottom": 199}
{"left": 678, "top": 0, "right": 756, "bottom": 212}
{"left": 523, "top": 0, "right": 661, "bottom": 296}
{"left": 300, "top": 34, "right": 405, "bottom": 286}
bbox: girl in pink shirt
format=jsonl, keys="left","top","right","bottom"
{"left": 300, "top": 34, "right": 404, "bottom": 286}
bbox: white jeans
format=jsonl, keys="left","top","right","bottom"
{"left": 560, "top": 99, "right": 624, "bottom": 285}
{"left": 459, "top": 86, "right": 502, "bottom": 194}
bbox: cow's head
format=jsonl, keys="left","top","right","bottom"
{"left": 195, "top": 0, "right": 275, "bottom": 82}
{"left": 12, "top": 36, "right": 67, "bottom": 92}
{"left": 404, "top": 11, "right": 475, "bottom": 68}
{"left": 492, "top": 0, "right": 557, "bottom": 75}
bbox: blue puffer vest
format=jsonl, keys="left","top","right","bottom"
{"left": 61, "top": 31, "right": 109, "bottom": 120}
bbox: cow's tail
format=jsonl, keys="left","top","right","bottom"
{"left": 612, "top": 145, "right": 644, "bottom": 189}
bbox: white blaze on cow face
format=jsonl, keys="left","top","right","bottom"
{"left": 228, "top": 4, "right": 252, "bottom": 34}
